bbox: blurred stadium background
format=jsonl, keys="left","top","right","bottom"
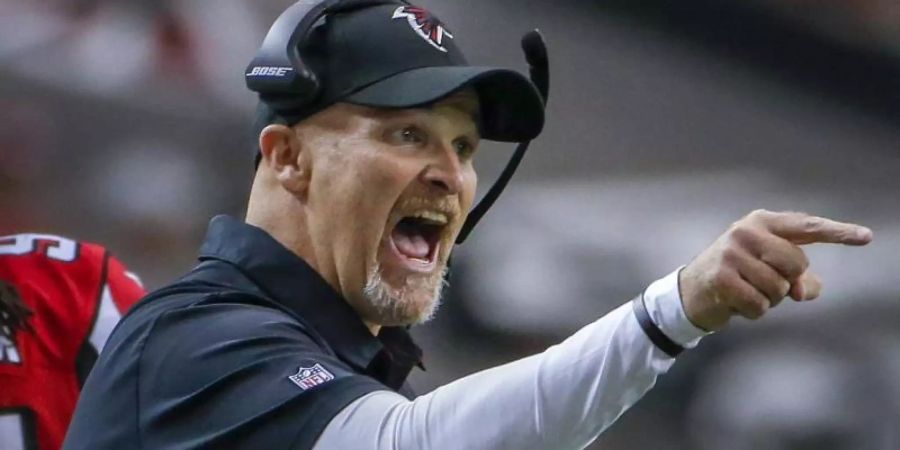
{"left": 1, "top": 1, "right": 898, "bottom": 449}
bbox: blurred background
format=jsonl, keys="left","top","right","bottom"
{"left": 1, "top": 0, "right": 898, "bottom": 448}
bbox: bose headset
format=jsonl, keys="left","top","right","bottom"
{"left": 245, "top": 0, "right": 550, "bottom": 245}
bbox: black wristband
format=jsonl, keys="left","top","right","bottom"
{"left": 632, "top": 293, "right": 684, "bottom": 358}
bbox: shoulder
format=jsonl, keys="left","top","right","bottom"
{"left": 150, "top": 296, "right": 321, "bottom": 348}
{"left": 0, "top": 234, "right": 112, "bottom": 340}
{"left": 0, "top": 233, "right": 144, "bottom": 308}
{"left": 0, "top": 233, "right": 115, "bottom": 269}
{"left": 0, "top": 233, "right": 105, "bottom": 293}
{"left": 139, "top": 296, "right": 329, "bottom": 378}
{"left": 132, "top": 295, "right": 387, "bottom": 449}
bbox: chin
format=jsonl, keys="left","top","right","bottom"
{"left": 361, "top": 264, "right": 448, "bottom": 327}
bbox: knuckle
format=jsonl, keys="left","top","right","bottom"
{"left": 777, "top": 279, "right": 791, "bottom": 297}
{"left": 744, "top": 300, "right": 768, "bottom": 319}
{"left": 747, "top": 209, "right": 770, "bottom": 222}
{"left": 712, "top": 268, "right": 733, "bottom": 287}
{"left": 770, "top": 296, "right": 784, "bottom": 308}
{"left": 802, "top": 216, "right": 821, "bottom": 233}
{"left": 728, "top": 223, "right": 757, "bottom": 246}
{"left": 785, "top": 259, "right": 806, "bottom": 279}
{"left": 796, "top": 252, "right": 810, "bottom": 272}
{"left": 720, "top": 246, "right": 741, "bottom": 266}
{"left": 758, "top": 283, "right": 781, "bottom": 302}
{"left": 765, "top": 284, "right": 788, "bottom": 303}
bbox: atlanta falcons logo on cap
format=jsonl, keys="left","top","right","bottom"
{"left": 392, "top": 6, "right": 454, "bottom": 53}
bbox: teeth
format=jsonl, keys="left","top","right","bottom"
{"left": 408, "top": 210, "right": 448, "bottom": 225}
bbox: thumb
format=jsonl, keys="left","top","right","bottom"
{"left": 789, "top": 271, "right": 822, "bottom": 301}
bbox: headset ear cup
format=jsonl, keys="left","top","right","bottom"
{"left": 247, "top": 0, "right": 404, "bottom": 111}
{"left": 245, "top": 0, "right": 335, "bottom": 98}
{"left": 290, "top": 69, "right": 320, "bottom": 105}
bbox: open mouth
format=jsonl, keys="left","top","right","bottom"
{"left": 388, "top": 212, "right": 448, "bottom": 269}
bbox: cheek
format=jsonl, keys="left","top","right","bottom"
{"left": 343, "top": 150, "right": 417, "bottom": 236}
{"left": 309, "top": 152, "right": 378, "bottom": 242}
{"left": 366, "top": 151, "right": 423, "bottom": 203}
{"left": 461, "top": 168, "right": 478, "bottom": 210}
{"left": 368, "top": 156, "right": 407, "bottom": 189}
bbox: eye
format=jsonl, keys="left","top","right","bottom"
{"left": 391, "top": 126, "right": 427, "bottom": 146}
{"left": 454, "top": 138, "right": 477, "bottom": 159}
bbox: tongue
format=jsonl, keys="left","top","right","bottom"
{"left": 392, "top": 226, "right": 430, "bottom": 260}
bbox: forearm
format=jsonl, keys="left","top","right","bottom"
{"left": 315, "top": 270, "right": 707, "bottom": 450}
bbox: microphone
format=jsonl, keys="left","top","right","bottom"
{"left": 455, "top": 29, "right": 550, "bottom": 244}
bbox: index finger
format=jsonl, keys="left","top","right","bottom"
{"left": 761, "top": 211, "right": 873, "bottom": 246}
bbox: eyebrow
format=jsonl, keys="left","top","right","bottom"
{"left": 360, "top": 99, "right": 482, "bottom": 139}
{"left": 429, "top": 101, "right": 482, "bottom": 137}
{"left": 434, "top": 95, "right": 480, "bottom": 121}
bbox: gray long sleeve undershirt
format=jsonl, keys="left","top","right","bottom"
{"left": 314, "top": 269, "right": 708, "bottom": 450}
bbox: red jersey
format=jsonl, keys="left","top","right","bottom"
{"left": 0, "top": 234, "right": 145, "bottom": 450}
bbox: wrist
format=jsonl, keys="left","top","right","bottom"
{"left": 641, "top": 268, "right": 711, "bottom": 350}
{"left": 678, "top": 265, "right": 729, "bottom": 332}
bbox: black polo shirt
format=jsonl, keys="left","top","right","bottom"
{"left": 63, "top": 215, "right": 423, "bottom": 450}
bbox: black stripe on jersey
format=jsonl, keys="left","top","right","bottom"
{"left": 74, "top": 340, "right": 99, "bottom": 389}
{"left": 75, "top": 250, "right": 109, "bottom": 388}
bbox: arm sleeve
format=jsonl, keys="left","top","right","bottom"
{"left": 314, "top": 269, "right": 710, "bottom": 450}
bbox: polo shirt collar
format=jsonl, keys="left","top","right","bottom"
{"left": 197, "top": 215, "right": 423, "bottom": 380}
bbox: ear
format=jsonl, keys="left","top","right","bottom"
{"left": 259, "top": 124, "right": 311, "bottom": 198}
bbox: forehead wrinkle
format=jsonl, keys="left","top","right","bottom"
{"left": 301, "top": 103, "right": 368, "bottom": 133}
{"left": 293, "top": 104, "right": 377, "bottom": 155}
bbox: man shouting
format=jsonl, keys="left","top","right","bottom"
{"left": 64, "top": 1, "right": 872, "bottom": 449}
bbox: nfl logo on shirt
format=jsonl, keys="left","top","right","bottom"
{"left": 288, "top": 363, "right": 335, "bottom": 390}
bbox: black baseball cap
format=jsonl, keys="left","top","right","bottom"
{"left": 252, "top": 2, "right": 545, "bottom": 148}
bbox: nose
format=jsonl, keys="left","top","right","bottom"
{"left": 419, "top": 146, "right": 464, "bottom": 195}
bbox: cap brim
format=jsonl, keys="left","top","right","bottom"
{"left": 343, "top": 66, "right": 545, "bottom": 142}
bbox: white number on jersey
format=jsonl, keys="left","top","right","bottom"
{"left": 0, "top": 234, "right": 78, "bottom": 262}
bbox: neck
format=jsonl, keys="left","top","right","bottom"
{"left": 246, "top": 174, "right": 320, "bottom": 274}
{"left": 246, "top": 178, "right": 378, "bottom": 338}
{"left": 250, "top": 208, "right": 383, "bottom": 338}
{"left": 246, "top": 212, "right": 315, "bottom": 269}
{"left": 365, "top": 321, "right": 381, "bottom": 336}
